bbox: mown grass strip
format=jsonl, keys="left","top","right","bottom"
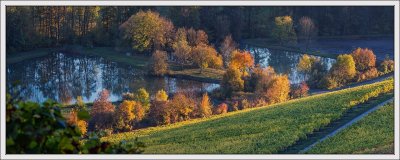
{"left": 306, "top": 101, "right": 394, "bottom": 154}
{"left": 102, "top": 79, "right": 393, "bottom": 154}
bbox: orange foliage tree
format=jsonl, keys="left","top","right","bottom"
{"left": 195, "top": 93, "right": 213, "bottom": 118}
{"left": 351, "top": 48, "right": 376, "bottom": 71}
{"left": 230, "top": 50, "right": 254, "bottom": 77}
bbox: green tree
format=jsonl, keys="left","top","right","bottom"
{"left": 271, "top": 16, "right": 297, "bottom": 45}
{"left": 221, "top": 67, "right": 244, "bottom": 97}
{"left": 135, "top": 88, "right": 150, "bottom": 111}
{"left": 120, "top": 10, "right": 174, "bottom": 52}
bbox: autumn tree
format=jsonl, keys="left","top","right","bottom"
{"left": 298, "top": 16, "right": 317, "bottom": 50}
{"left": 195, "top": 93, "right": 213, "bottom": 118}
{"left": 172, "top": 28, "right": 192, "bottom": 66}
{"left": 90, "top": 89, "right": 115, "bottom": 130}
{"left": 114, "top": 100, "right": 136, "bottom": 131}
{"left": 324, "top": 54, "right": 356, "bottom": 88}
{"left": 155, "top": 89, "right": 168, "bottom": 102}
{"left": 350, "top": 48, "right": 376, "bottom": 71}
{"left": 192, "top": 44, "right": 223, "bottom": 72}
{"left": 148, "top": 100, "right": 170, "bottom": 125}
{"left": 251, "top": 66, "right": 276, "bottom": 93}
{"left": 264, "top": 75, "right": 291, "bottom": 104}
{"left": 221, "top": 67, "right": 244, "bottom": 97}
{"left": 271, "top": 16, "right": 297, "bottom": 45}
{"left": 230, "top": 50, "right": 254, "bottom": 77}
{"left": 297, "top": 54, "right": 328, "bottom": 87}
{"left": 219, "top": 35, "right": 237, "bottom": 67}
{"left": 149, "top": 50, "right": 168, "bottom": 76}
{"left": 120, "top": 10, "right": 174, "bottom": 52}
{"left": 168, "top": 92, "right": 196, "bottom": 122}
{"left": 187, "top": 28, "right": 208, "bottom": 47}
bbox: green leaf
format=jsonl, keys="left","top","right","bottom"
{"left": 77, "top": 109, "right": 90, "bottom": 120}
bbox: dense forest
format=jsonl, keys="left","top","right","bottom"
{"left": 6, "top": 6, "right": 394, "bottom": 52}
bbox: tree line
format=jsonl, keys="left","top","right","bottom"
{"left": 7, "top": 6, "right": 393, "bottom": 52}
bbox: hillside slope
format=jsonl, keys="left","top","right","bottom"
{"left": 102, "top": 79, "right": 393, "bottom": 154}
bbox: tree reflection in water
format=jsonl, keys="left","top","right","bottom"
{"left": 7, "top": 52, "right": 219, "bottom": 104}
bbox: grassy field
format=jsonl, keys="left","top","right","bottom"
{"left": 101, "top": 79, "right": 393, "bottom": 154}
{"left": 6, "top": 48, "right": 56, "bottom": 64}
{"left": 306, "top": 102, "right": 394, "bottom": 154}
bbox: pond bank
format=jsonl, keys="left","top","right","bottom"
{"left": 7, "top": 47, "right": 223, "bottom": 84}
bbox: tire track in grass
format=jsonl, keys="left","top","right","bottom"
{"left": 279, "top": 96, "right": 393, "bottom": 154}
{"left": 299, "top": 97, "right": 394, "bottom": 153}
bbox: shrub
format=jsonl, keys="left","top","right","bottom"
{"left": 213, "top": 103, "right": 228, "bottom": 115}
{"left": 90, "top": 89, "right": 115, "bottom": 130}
{"left": 195, "top": 93, "right": 213, "bottom": 118}
{"left": 291, "top": 82, "right": 310, "bottom": 98}
{"left": 350, "top": 48, "right": 376, "bottom": 71}
{"left": 356, "top": 68, "right": 379, "bottom": 82}
{"left": 240, "top": 99, "right": 251, "bottom": 110}
{"left": 231, "top": 101, "right": 239, "bottom": 111}
{"left": 149, "top": 50, "right": 168, "bottom": 76}
{"left": 221, "top": 67, "right": 244, "bottom": 98}
{"left": 320, "top": 75, "right": 339, "bottom": 90}
{"left": 155, "top": 89, "right": 168, "bottom": 102}
{"left": 148, "top": 101, "right": 170, "bottom": 125}
{"left": 379, "top": 59, "right": 394, "bottom": 74}
{"left": 66, "top": 109, "right": 88, "bottom": 136}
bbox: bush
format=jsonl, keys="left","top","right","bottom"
{"left": 325, "top": 54, "right": 356, "bottom": 88}
{"left": 379, "top": 59, "right": 394, "bottom": 74}
{"left": 231, "top": 101, "right": 239, "bottom": 111}
{"left": 350, "top": 48, "right": 376, "bottom": 71}
{"left": 66, "top": 109, "right": 88, "bottom": 136}
{"left": 240, "top": 99, "right": 251, "bottom": 110}
{"left": 213, "top": 103, "right": 228, "bottom": 115}
{"left": 290, "top": 82, "right": 310, "bottom": 98}
{"left": 6, "top": 94, "right": 145, "bottom": 154}
{"left": 148, "top": 101, "right": 170, "bottom": 125}
{"left": 90, "top": 89, "right": 115, "bottom": 130}
{"left": 149, "top": 50, "right": 168, "bottom": 76}
{"left": 356, "top": 68, "right": 379, "bottom": 82}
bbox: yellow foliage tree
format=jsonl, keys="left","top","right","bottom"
{"left": 155, "top": 89, "right": 168, "bottom": 102}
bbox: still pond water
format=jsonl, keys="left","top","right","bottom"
{"left": 7, "top": 46, "right": 336, "bottom": 104}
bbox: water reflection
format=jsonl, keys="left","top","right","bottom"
{"left": 6, "top": 53, "right": 219, "bottom": 104}
{"left": 244, "top": 45, "right": 336, "bottom": 84}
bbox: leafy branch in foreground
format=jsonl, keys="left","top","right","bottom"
{"left": 6, "top": 93, "right": 145, "bottom": 154}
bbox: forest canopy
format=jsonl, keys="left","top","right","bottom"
{"left": 6, "top": 6, "right": 394, "bottom": 52}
